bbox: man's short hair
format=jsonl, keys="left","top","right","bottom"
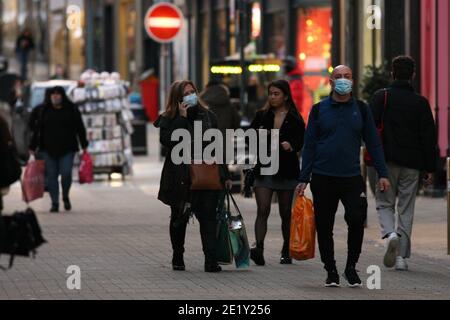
{"left": 392, "top": 56, "right": 415, "bottom": 80}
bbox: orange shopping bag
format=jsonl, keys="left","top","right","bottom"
{"left": 289, "top": 196, "right": 316, "bottom": 261}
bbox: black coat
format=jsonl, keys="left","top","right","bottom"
{"left": 154, "top": 106, "right": 230, "bottom": 208}
{"left": 29, "top": 102, "right": 88, "bottom": 156}
{"left": 370, "top": 81, "right": 437, "bottom": 172}
{"left": 250, "top": 107, "right": 305, "bottom": 180}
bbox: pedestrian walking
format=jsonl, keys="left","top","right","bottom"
{"left": 296, "top": 65, "right": 390, "bottom": 288}
{"left": 370, "top": 56, "right": 437, "bottom": 271}
{"left": 249, "top": 79, "right": 306, "bottom": 266}
{"left": 154, "top": 80, "right": 233, "bottom": 273}
{"left": 29, "top": 86, "right": 88, "bottom": 213}
{"left": 15, "top": 29, "right": 35, "bottom": 81}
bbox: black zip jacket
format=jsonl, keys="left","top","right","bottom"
{"left": 370, "top": 81, "right": 437, "bottom": 172}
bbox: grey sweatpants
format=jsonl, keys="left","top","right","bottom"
{"left": 375, "top": 163, "right": 420, "bottom": 259}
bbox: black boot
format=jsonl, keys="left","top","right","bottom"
{"left": 250, "top": 241, "right": 265, "bottom": 266}
{"left": 172, "top": 251, "right": 185, "bottom": 271}
{"left": 280, "top": 242, "right": 292, "bottom": 265}
{"left": 63, "top": 197, "right": 72, "bottom": 211}
{"left": 204, "top": 262, "right": 222, "bottom": 273}
{"left": 50, "top": 203, "right": 59, "bottom": 213}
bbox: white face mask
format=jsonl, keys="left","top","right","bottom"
{"left": 183, "top": 93, "right": 198, "bottom": 107}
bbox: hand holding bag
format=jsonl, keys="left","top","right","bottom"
{"left": 79, "top": 151, "right": 94, "bottom": 184}
{"left": 22, "top": 156, "right": 45, "bottom": 203}
{"left": 226, "top": 191, "right": 250, "bottom": 269}
{"left": 290, "top": 195, "right": 316, "bottom": 261}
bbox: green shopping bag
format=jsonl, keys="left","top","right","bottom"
{"left": 226, "top": 191, "right": 250, "bottom": 269}
{"left": 216, "top": 192, "right": 233, "bottom": 265}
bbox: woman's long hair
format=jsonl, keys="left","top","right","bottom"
{"left": 262, "top": 79, "right": 300, "bottom": 118}
{"left": 163, "top": 80, "right": 208, "bottom": 119}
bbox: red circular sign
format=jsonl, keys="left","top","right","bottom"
{"left": 145, "top": 3, "right": 184, "bottom": 43}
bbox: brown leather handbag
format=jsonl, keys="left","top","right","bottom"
{"left": 189, "top": 163, "right": 223, "bottom": 190}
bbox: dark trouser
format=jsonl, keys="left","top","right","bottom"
{"left": 17, "top": 51, "right": 29, "bottom": 81}
{"left": 0, "top": 195, "right": 3, "bottom": 213}
{"left": 170, "top": 191, "right": 220, "bottom": 265}
{"left": 310, "top": 174, "right": 368, "bottom": 272}
{"left": 170, "top": 205, "right": 189, "bottom": 256}
{"left": 192, "top": 191, "right": 220, "bottom": 265}
{"left": 41, "top": 152, "right": 75, "bottom": 206}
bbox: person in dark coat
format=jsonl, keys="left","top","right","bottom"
{"left": 154, "top": 80, "right": 232, "bottom": 273}
{"left": 200, "top": 81, "right": 241, "bottom": 133}
{"left": 29, "top": 86, "right": 88, "bottom": 213}
{"left": 249, "top": 79, "right": 306, "bottom": 266}
{"left": 15, "top": 29, "right": 35, "bottom": 81}
{"left": 370, "top": 56, "right": 437, "bottom": 271}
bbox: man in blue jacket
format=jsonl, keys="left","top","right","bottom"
{"left": 296, "top": 65, "right": 390, "bottom": 288}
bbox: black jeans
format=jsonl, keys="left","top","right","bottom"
{"left": 170, "top": 191, "right": 220, "bottom": 265}
{"left": 310, "top": 174, "right": 368, "bottom": 272}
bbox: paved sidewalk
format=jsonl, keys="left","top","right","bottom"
{"left": 1, "top": 157, "right": 450, "bottom": 300}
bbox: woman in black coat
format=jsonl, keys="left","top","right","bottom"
{"left": 154, "top": 80, "right": 232, "bottom": 273}
{"left": 29, "top": 86, "right": 88, "bottom": 213}
{"left": 249, "top": 79, "right": 306, "bottom": 266}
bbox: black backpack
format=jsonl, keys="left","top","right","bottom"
{"left": 0, "top": 208, "right": 47, "bottom": 270}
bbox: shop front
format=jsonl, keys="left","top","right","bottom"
{"left": 294, "top": 1, "right": 333, "bottom": 121}
{"left": 48, "top": 0, "right": 85, "bottom": 79}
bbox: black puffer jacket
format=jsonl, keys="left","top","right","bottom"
{"left": 154, "top": 106, "right": 230, "bottom": 207}
{"left": 250, "top": 107, "right": 305, "bottom": 180}
{"left": 370, "top": 81, "right": 437, "bottom": 172}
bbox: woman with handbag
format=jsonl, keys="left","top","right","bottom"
{"left": 29, "top": 86, "right": 88, "bottom": 213}
{"left": 249, "top": 80, "right": 306, "bottom": 266}
{"left": 154, "top": 80, "right": 232, "bottom": 273}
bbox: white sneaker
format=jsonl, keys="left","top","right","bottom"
{"left": 383, "top": 233, "right": 399, "bottom": 268}
{"left": 395, "top": 256, "right": 408, "bottom": 271}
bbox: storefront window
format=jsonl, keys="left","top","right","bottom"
{"left": 359, "top": 0, "right": 384, "bottom": 85}
{"left": 214, "top": 9, "right": 227, "bottom": 59}
{"left": 49, "top": 0, "right": 85, "bottom": 79}
{"left": 118, "top": 0, "right": 136, "bottom": 87}
{"left": 296, "top": 6, "right": 333, "bottom": 120}
{"left": 267, "top": 12, "right": 286, "bottom": 59}
{"left": 201, "top": 12, "right": 210, "bottom": 88}
{"left": 2, "top": 0, "right": 19, "bottom": 55}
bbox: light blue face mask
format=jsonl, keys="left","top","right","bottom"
{"left": 333, "top": 78, "right": 353, "bottom": 95}
{"left": 183, "top": 93, "right": 198, "bottom": 107}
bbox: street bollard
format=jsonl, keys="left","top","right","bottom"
{"left": 448, "top": 158, "right": 450, "bottom": 255}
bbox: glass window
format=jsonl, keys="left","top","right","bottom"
{"left": 296, "top": 6, "right": 333, "bottom": 121}
{"left": 266, "top": 12, "right": 286, "bottom": 59}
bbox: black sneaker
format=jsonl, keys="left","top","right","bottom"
{"left": 343, "top": 267, "right": 362, "bottom": 288}
{"left": 325, "top": 270, "right": 340, "bottom": 288}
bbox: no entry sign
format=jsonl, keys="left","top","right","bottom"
{"left": 144, "top": 3, "right": 184, "bottom": 43}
